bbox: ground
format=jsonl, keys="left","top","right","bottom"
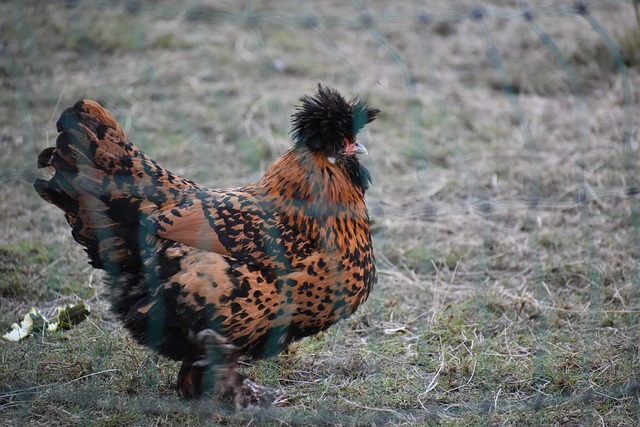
{"left": 1, "top": 0, "right": 640, "bottom": 425}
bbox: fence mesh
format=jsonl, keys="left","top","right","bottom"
{"left": 1, "top": 0, "right": 639, "bottom": 425}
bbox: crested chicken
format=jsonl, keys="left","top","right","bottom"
{"left": 34, "top": 84, "right": 379, "bottom": 407}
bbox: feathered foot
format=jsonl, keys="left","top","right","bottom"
{"left": 177, "top": 329, "right": 278, "bottom": 409}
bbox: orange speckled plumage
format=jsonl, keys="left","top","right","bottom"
{"left": 34, "top": 85, "right": 379, "bottom": 405}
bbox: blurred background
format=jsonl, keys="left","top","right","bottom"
{"left": 1, "top": 0, "right": 639, "bottom": 425}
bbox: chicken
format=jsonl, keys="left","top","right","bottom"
{"left": 34, "top": 84, "right": 379, "bottom": 407}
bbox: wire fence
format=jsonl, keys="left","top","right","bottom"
{"left": 2, "top": 0, "right": 640, "bottom": 424}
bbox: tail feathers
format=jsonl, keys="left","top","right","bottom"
{"left": 35, "top": 175, "right": 141, "bottom": 270}
{"left": 34, "top": 99, "right": 197, "bottom": 272}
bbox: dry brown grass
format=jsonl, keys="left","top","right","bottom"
{"left": 1, "top": 0, "right": 639, "bottom": 425}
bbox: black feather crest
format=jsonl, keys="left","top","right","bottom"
{"left": 291, "top": 84, "right": 379, "bottom": 157}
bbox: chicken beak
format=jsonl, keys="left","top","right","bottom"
{"left": 354, "top": 142, "right": 368, "bottom": 155}
{"left": 344, "top": 141, "right": 368, "bottom": 156}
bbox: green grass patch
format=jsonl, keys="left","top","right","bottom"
{"left": 0, "top": 241, "right": 93, "bottom": 306}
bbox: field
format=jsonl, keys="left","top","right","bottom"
{"left": 1, "top": 0, "right": 640, "bottom": 425}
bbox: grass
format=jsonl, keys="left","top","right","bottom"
{"left": 1, "top": 0, "right": 640, "bottom": 425}
{"left": 0, "top": 242, "right": 56, "bottom": 302}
